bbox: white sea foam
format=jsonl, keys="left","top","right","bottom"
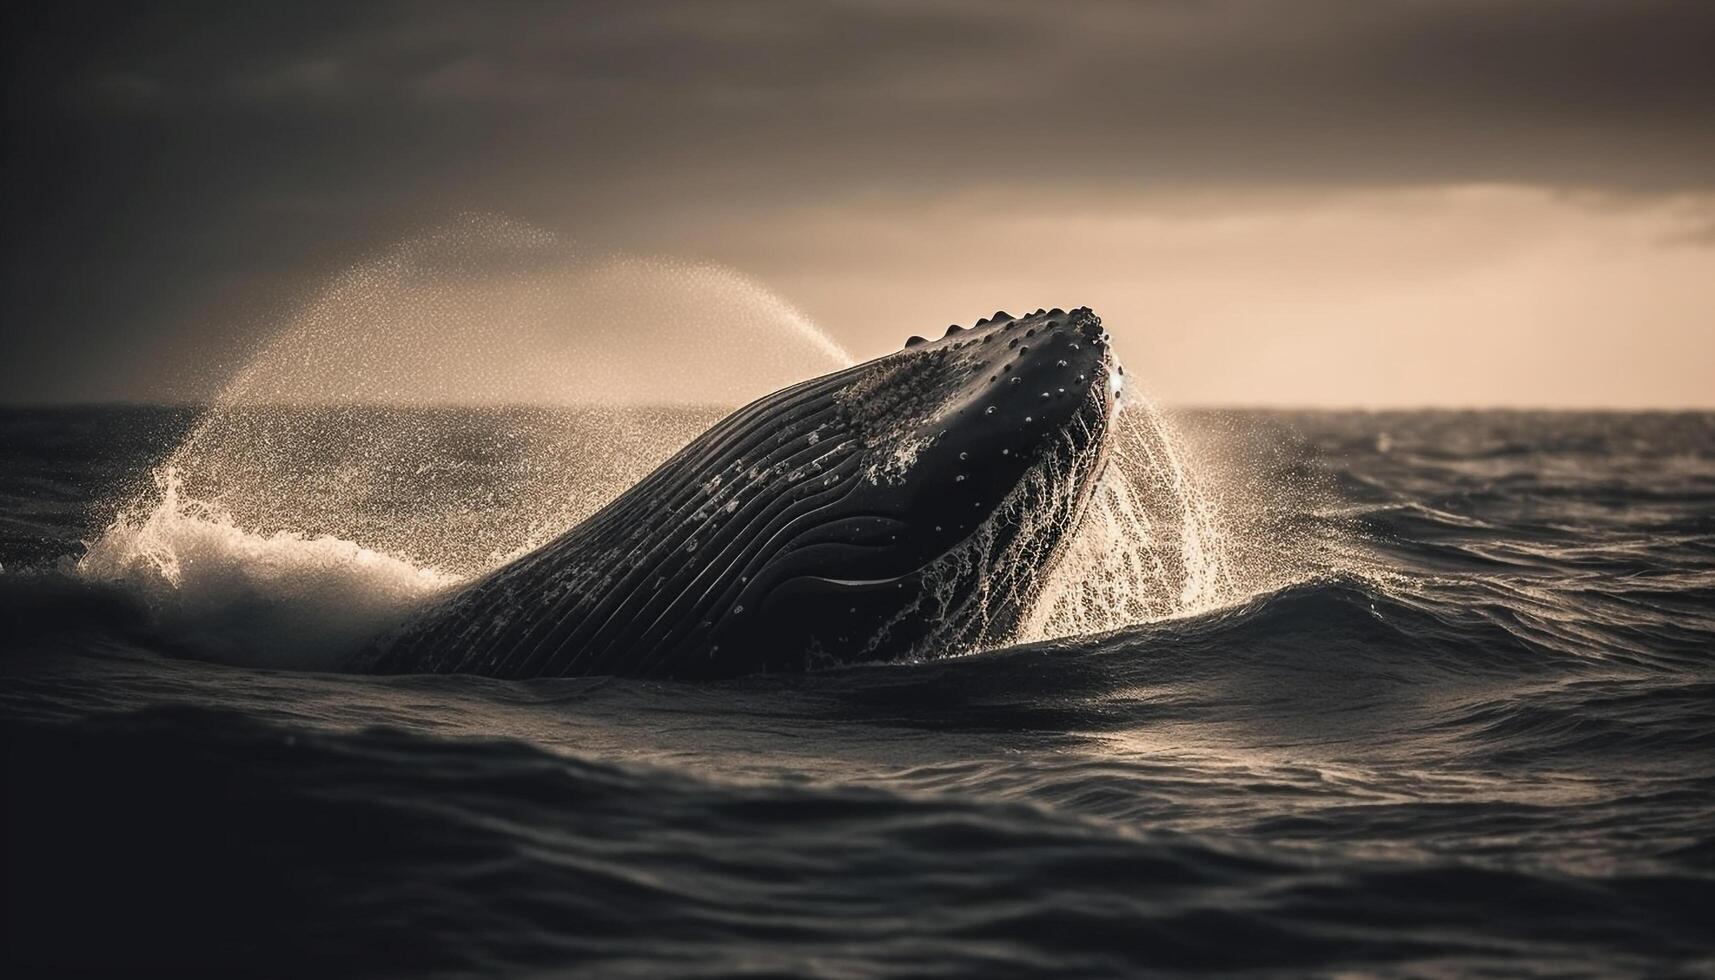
{"left": 78, "top": 468, "right": 459, "bottom": 669}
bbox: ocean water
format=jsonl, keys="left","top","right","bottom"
{"left": 3, "top": 406, "right": 1713, "bottom": 977}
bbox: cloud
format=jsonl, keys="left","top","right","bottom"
{"left": 721, "top": 185, "right": 1715, "bottom": 407}
{"left": 3, "top": 1, "right": 1712, "bottom": 403}
{"left": 14, "top": 1, "right": 1713, "bottom": 187}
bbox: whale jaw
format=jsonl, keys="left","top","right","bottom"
{"left": 362, "top": 307, "right": 1120, "bottom": 679}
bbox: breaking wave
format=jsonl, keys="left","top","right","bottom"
{"left": 74, "top": 468, "right": 456, "bottom": 669}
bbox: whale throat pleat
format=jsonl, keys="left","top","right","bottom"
{"left": 367, "top": 361, "right": 875, "bottom": 678}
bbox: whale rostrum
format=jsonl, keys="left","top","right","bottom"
{"left": 360, "top": 307, "right": 1121, "bottom": 679}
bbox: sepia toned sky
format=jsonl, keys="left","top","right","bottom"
{"left": 5, "top": 1, "right": 1713, "bottom": 406}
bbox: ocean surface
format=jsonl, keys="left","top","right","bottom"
{"left": 3, "top": 405, "right": 1713, "bottom": 977}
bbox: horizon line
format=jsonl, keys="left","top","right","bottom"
{"left": 4, "top": 399, "right": 1714, "bottom": 415}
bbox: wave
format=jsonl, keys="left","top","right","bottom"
{"left": 630, "top": 576, "right": 1593, "bottom": 751}
{"left": 69, "top": 469, "right": 457, "bottom": 669}
{"left": 1059, "top": 575, "right": 1574, "bottom": 678}
{"left": 6, "top": 705, "right": 1709, "bottom": 978}
{"left": 1433, "top": 677, "right": 1715, "bottom": 764}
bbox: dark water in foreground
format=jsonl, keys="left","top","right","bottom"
{"left": 3, "top": 407, "right": 1713, "bottom": 977}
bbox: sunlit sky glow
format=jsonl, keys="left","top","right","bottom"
{"left": 5, "top": 1, "right": 1712, "bottom": 407}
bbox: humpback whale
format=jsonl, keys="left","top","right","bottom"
{"left": 362, "top": 307, "right": 1122, "bottom": 679}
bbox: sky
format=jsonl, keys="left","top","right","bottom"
{"left": 4, "top": 0, "right": 1713, "bottom": 407}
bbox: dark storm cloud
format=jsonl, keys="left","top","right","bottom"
{"left": 4, "top": 1, "right": 1713, "bottom": 401}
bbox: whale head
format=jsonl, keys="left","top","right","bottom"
{"left": 724, "top": 306, "right": 1124, "bottom": 670}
